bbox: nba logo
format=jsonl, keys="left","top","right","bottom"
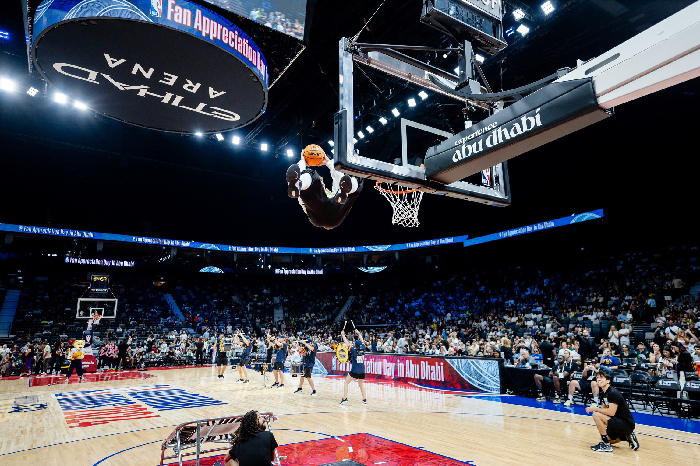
{"left": 481, "top": 168, "right": 491, "bottom": 186}
{"left": 150, "top": 0, "right": 162, "bottom": 17}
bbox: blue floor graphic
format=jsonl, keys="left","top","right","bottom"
{"left": 469, "top": 395, "right": 700, "bottom": 434}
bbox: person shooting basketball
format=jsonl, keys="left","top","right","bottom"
{"left": 286, "top": 144, "right": 363, "bottom": 229}
{"left": 233, "top": 330, "right": 252, "bottom": 384}
{"left": 339, "top": 323, "right": 367, "bottom": 405}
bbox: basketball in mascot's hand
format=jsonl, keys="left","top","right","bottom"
{"left": 302, "top": 144, "right": 326, "bottom": 166}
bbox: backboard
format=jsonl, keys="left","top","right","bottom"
{"left": 333, "top": 38, "right": 511, "bottom": 207}
{"left": 76, "top": 298, "right": 118, "bottom": 319}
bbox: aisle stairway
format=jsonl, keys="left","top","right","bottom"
{"left": 689, "top": 279, "right": 700, "bottom": 301}
{"left": 334, "top": 296, "right": 355, "bottom": 323}
{"left": 0, "top": 290, "right": 21, "bottom": 338}
{"left": 274, "top": 296, "right": 284, "bottom": 323}
{"left": 165, "top": 293, "right": 185, "bottom": 322}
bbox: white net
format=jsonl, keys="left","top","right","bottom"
{"left": 375, "top": 182, "right": 424, "bottom": 228}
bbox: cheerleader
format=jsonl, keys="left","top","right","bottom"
{"left": 294, "top": 338, "right": 318, "bottom": 396}
{"left": 340, "top": 329, "right": 367, "bottom": 405}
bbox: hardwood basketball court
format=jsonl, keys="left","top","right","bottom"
{"left": 1, "top": 366, "right": 699, "bottom": 465}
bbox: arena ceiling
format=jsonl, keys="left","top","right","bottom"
{"left": 0, "top": 0, "right": 697, "bottom": 249}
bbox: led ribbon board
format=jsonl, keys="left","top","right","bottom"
{"left": 31, "top": 0, "right": 268, "bottom": 133}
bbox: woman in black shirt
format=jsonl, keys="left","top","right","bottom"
{"left": 222, "top": 410, "right": 278, "bottom": 466}
{"left": 671, "top": 341, "right": 695, "bottom": 374}
{"left": 53, "top": 343, "right": 65, "bottom": 375}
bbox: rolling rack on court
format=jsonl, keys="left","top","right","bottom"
{"left": 231, "top": 352, "right": 274, "bottom": 387}
{"left": 160, "top": 412, "right": 280, "bottom": 466}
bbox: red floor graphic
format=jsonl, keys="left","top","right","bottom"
{"left": 0, "top": 365, "right": 215, "bottom": 385}
{"left": 168, "top": 433, "right": 475, "bottom": 466}
{"left": 28, "top": 371, "right": 155, "bottom": 386}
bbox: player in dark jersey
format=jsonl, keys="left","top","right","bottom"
{"left": 269, "top": 335, "right": 288, "bottom": 388}
{"left": 215, "top": 335, "right": 229, "bottom": 379}
{"left": 234, "top": 331, "right": 252, "bottom": 384}
{"left": 294, "top": 338, "right": 318, "bottom": 396}
{"left": 339, "top": 328, "right": 367, "bottom": 405}
{"left": 587, "top": 371, "right": 639, "bottom": 452}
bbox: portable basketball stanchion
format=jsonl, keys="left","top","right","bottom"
{"left": 160, "top": 412, "right": 282, "bottom": 466}
{"left": 375, "top": 181, "right": 424, "bottom": 227}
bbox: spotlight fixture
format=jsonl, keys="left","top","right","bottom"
{"left": 418, "top": 91, "right": 428, "bottom": 100}
{"left": 73, "top": 101, "right": 87, "bottom": 110}
{"left": 261, "top": 143, "right": 268, "bottom": 151}
{"left": 54, "top": 93, "right": 68, "bottom": 104}
{"left": 0, "top": 31, "right": 9, "bottom": 40}
{"left": 513, "top": 9, "right": 525, "bottom": 20}
{"left": 454, "top": 67, "right": 460, "bottom": 75}
{"left": 27, "top": 87, "right": 38, "bottom": 96}
{"left": 365, "top": 126, "right": 374, "bottom": 134}
{"left": 378, "top": 117, "right": 388, "bottom": 125}
{"left": 517, "top": 24, "right": 530, "bottom": 36}
{"left": 0, "top": 78, "right": 15, "bottom": 92}
{"left": 331, "top": 149, "right": 334, "bottom": 154}
{"left": 541, "top": 1, "right": 554, "bottom": 15}
{"left": 232, "top": 135, "right": 240, "bottom": 145}
{"left": 286, "top": 149, "right": 294, "bottom": 157}
{"left": 353, "top": 138, "right": 358, "bottom": 144}
{"left": 442, "top": 53, "right": 448, "bottom": 58}
{"left": 328, "top": 140, "right": 334, "bottom": 147}
{"left": 357, "top": 131, "right": 365, "bottom": 139}
{"left": 505, "top": 27, "right": 515, "bottom": 37}
{"left": 215, "top": 133, "right": 224, "bottom": 141}
{"left": 475, "top": 54, "right": 485, "bottom": 64}
{"left": 391, "top": 108, "right": 400, "bottom": 117}
{"left": 407, "top": 98, "right": 416, "bottom": 107}
{"left": 194, "top": 131, "right": 203, "bottom": 137}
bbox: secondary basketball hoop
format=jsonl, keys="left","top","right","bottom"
{"left": 375, "top": 181, "right": 424, "bottom": 228}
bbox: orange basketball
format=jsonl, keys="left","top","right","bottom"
{"left": 303, "top": 144, "right": 326, "bottom": 166}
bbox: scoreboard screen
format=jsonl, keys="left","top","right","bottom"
{"left": 422, "top": 0, "right": 507, "bottom": 55}
{"left": 90, "top": 274, "right": 109, "bottom": 292}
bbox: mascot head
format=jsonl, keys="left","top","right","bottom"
{"left": 73, "top": 340, "right": 86, "bottom": 349}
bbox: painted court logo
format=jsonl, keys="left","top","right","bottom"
{"left": 54, "top": 384, "right": 225, "bottom": 428}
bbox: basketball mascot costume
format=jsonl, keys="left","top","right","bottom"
{"left": 66, "top": 339, "right": 86, "bottom": 382}
{"left": 285, "top": 144, "right": 363, "bottom": 229}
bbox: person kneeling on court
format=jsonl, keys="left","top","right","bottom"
{"left": 586, "top": 371, "right": 639, "bottom": 452}
{"left": 535, "top": 350, "right": 579, "bottom": 403}
{"left": 220, "top": 410, "right": 279, "bottom": 466}
{"left": 286, "top": 144, "right": 363, "bottom": 230}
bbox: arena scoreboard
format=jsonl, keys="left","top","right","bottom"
{"left": 421, "top": 0, "right": 507, "bottom": 55}
{"left": 90, "top": 274, "right": 109, "bottom": 292}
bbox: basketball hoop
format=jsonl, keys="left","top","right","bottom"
{"left": 91, "top": 315, "right": 102, "bottom": 326}
{"left": 375, "top": 181, "right": 424, "bottom": 227}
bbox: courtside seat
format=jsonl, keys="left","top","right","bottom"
{"left": 650, "top": 377, "right": 682, "bottom": 416}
